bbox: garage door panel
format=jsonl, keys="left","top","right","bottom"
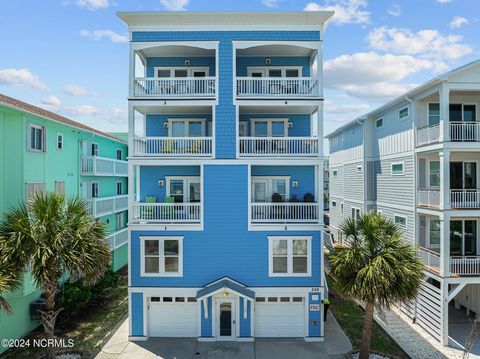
{"left": 255, "top": 303, "right": 304, "bottom": 337}
{"left": 148, "top": 303, "right": 197, "bottom": 337}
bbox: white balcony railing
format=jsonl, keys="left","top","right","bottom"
{"left": 251, "top": 203, "right": 319, "bottom": 223}
{"left": 418, "top": 189, "right": 440, "bottom": 208}
{"left": 236, "top": 77, "right": 319, "bottom": 97}
{"left": 450, "top": 122, "right": 480, "bottom": 142}
{"left": 450, "top": 256, "right": 480, "bottom": 276}
{"left": 450, "top": 189, "right": 480, "bottom": 208}
{"left": 133, "top": 202, "right": 201, "bottom": 223}
{"left": 107, "top": 228, "right": 128, "bottom": 250}
{"left": 132, "top": 137, "right": 213, "bottom": 157}
{"left": 133, "top": 77, "right": 215, "bottom": 97}
{"left": 81, "top": 156, "right": 128, "bottom": 177}
{"left": 418, "top": 247, "right": 440, "bottom": 274}
{"left": 239, "top": 137, "right": 319, "bottom": 157}
{"left": 417, "top": 124, "right": 440, "bottom": 146}
{"left": 90, "top": 195, "right": 128, "bottom": 218}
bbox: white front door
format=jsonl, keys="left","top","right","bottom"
{"left": 216, "top": 298, "right": 235, "bottom": 341}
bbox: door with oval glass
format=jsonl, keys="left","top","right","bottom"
{"left": 216, "top": 298, "right": 235, "bottom": 341}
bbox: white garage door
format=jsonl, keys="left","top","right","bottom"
{"left": 148, "top": 302, "right": 197, "bottom": 337}
{"left": 254, "top": 302, "right": 305, "bottom": 337}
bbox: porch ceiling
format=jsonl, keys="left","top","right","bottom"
{"left": 239, "top": 105, "right": 318, "bottom": 115}
{"left": 237, "top": 44, "right": 315, "bottom": 57}
{"left": 134, "top": 105, "right": 212, "bottom": 115}
{"left": 140, "top": 45, "right": 215, "bottom": 58}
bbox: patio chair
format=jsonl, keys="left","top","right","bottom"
{"left": 143, "top": 196, "right": 157, "bottom": 220}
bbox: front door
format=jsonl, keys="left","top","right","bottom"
{"left": 216, "top": 298, "right": 235, "bottom": 341}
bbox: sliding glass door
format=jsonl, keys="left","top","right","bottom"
{"left": 450, "top": 162, "right": 477, "bottom": 189}
{"left": 450, "top": 220, "right": 477, "bottom": 256}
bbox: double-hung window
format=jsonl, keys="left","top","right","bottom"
{"left": 142, "top": 237, "right": 183, "bottom": 276}
{"left": 269, "top": 236, "right": 311, "bottom": 276}
{"left": 91, "top": 143, "right": 99, "bottom": 156}
{"left": 56, "top": 133, "right": 64, "bottom": 150}
{"left": 428, "top": 219, "right": 441, "bottom": 247}
{"left": 28, "top": 124, "right": 46, "bottom": 152}
{"left": 351, "top": 207, "right": 361, "bottom": 220}
{"left": 429, "top": 161, "right": 440, "bottom": 187}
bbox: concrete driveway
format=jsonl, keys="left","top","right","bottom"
{"left": 96, "top": 312, "right": 352, "bottom": 359}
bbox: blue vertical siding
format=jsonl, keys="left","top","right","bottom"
{"left": 239, "top": 297, "right": 251, "bottom": 337}
{"left": 308, "top": 292, "right": 321, "bottom": 337}
{"left": 146, "top": 57, "right": 216, "bottom": 77}
{"left": 131, "top": 293, "right": 144, "bottom": 337}
{"left": 145, "top": 114, "right": 213, "bottom": 137}
{"left": 239, "top": 114, "right": 311, "bottom": 137}
{"left": 200, "top": 297, "right": 213, "bottom": 337}
{"left": 236, "top": 56, "right": 311, "bottom": 77}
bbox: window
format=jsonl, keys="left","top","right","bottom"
{"left": 55, "top": 181, "right": 65, "bottom": 195}
{"left": 280, "top": 297, "right": 290, "bottom": 302}
{"left": 252, "top": 119, "right": 288, "bottom": 137}
{"left": 332, "top": 201, "right": 337, "bottom": 208}
{"left": 351, "top": 207, "right": 361, "bottom": 220}
{"left": 247, "top": 66, "right": 302, "bottom": 78}
{"left": 341, "top": 203, "right": 344, "bottom": 215}
{"left": 357, "top": 165, "right": 362, "bottom": 173}
{"left": 141, "top": 237, "right": 183, "bottom": 276}
{"left": 428, "top": 103, "right": 440, "bottom": 126}
{"left": 394, "top": 215, "right": 407, "bottom": 227}
{"left": 332, "top": 169, "right": 338, "bottom": 176}
{"left": 163, "top": 297, "right": 173, "bottom": 302}
{"left": 56, "top": 133, "right": 64, "bottom": 150}
{"left": 255, "top": 297, "right": 266, "bottom": 302}
{"left": 166, "top": 177, "right": 201, "bottom": 203}
{"left": 169, "top": 119, "right": 206, "bottom": 137}
{"left": 91, "top": 143, "right": 99, "bottom": 156}
{"left": 187, "top": 297, "right": 197, "bottom": 302}
{"left": 151, "top": 297, "right": 161, "bottom": 302}
{"left": 399, "top": 107, "right": 409, "bottom": 120}
{"left": 449, "top": 104, "right": 477, "bottom": 122}
{"left": 28, "top": 124, "right": 46, "bottom": 151}
{"left": 116, "top": 149, "right": 122, "bottom": 161}
{"left": 429, "top": 219, "right": 440, "bottom": 247}
{"left": 175, "top": 297, "right": 185, "bottom": 302}
{"left": 268, "top": 236, "right": 311, "bottom": 277}
{"left": 116, "top": 212, "right": 125, "bottom": 231}
{"left": 429, "top": 161, "right": 440, "bottom": 187}
{"left": 116, "top": 181, "right": 122, "bottom": 195}
{"left": 91, "top": 182, "right": 99, "bottom": 198}
{"left": 292, "top": 297, "right": 304, "bottom": 302}
{"left": 268, "top": 297, "right": 278, "bottom": 302}
{"left": 375, "top": 118, "right": 383, "bottom": 128}
{"left": 155, "top": 67, "right": 209, "bottom": 78}
{"left": 251, "top": 177, "right": 290, "bottom": 202}
{"left": 391, "top": 162, "right": 404, "bottom": 175}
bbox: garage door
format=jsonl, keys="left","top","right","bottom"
{"left": 148, "top": 301, "right": 197, "bottom": 337}
{"left": 254, "top": 300, "right": 305, "bottom": 337}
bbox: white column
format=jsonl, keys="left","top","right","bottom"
{"left": 440, "top": 86, "right": 450, "bottom": 142}
{"left": 441, "top": 279, "right": 449, "bottom": 345}
{"left": 316, "top": 43, "right": 323, "bottom": 98}
{"left": 128, "top": 163, "right": 135, "bottom": 223}
{"left": 440, "top": 213, "right": 451, "bottom": 277}
{"left": 129, "top": 48, "right": 135, "bottom": 98}
{"left": 439, "top": 150, "right": 450, "bottom": 210}
{"left": 128, "top": 105, "right": 135, "bottom": 157}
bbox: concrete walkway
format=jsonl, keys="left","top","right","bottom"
{"left": 95, "top": 311, "right": 351, "bottom": 359}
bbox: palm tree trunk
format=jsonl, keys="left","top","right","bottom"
{"left": 359, "top": 301, "right": 375, "bottom": 359}
{"left": 40, "top": 277, "right": 61, "bottom": 359}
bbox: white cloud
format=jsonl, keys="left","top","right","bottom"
{"left": 324, "top": 100, "right": 370, "bottom": 114}
{"left": 41, "top": 96, "right": 62, "bottom": 107}
{"left": 436, "top": 0, "right": 452, "bottom": 3}
{"left": 160, "top": 0, "right": 189, "bottom": 11}
{"left": 388, "top": 4, "right": 401, "bottom": 16}
{"left": 324, "top": 52, "right": 448, "bottom": 99}
{"left": 61, "top": 105, "right": 127, "bottom": 124}
{"left": 450, "top": 16, "right": 468, "bottom": 29}
{"left": 76, "top": 0, "right": 109, "bottom": 10}
{"left": 0, "top": 68, "right": 47, "bottom": 90}
{"left": 262, "top": 0, "right": 279, "bottom": 7}
{"left": 367, "top": 26, "right": 472, "bottom": 60}
{"left": 304, "top": 0, "right": 370, "bottom": 25}
{"left": 64, "top": 84, "right": 89, "bottom": 97}
{"left": 80, "top": 29, "right": 128, "bottom": 43}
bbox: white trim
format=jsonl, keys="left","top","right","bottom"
{"left": 140, "top": 236, "right": 184, "bottom": 277}
{"left": 129, "top": 336, "right": 148, "bottom": 341}
{"left": 393, "top": 213, "right": 408, "bottom": 228}
{"left": 91, "top": 181, "right": 99, "bottom": 198}
{"left": 268, "top": 236, "right": 312, "bottom": 277}
{"left": 351, "top": 206, "right": 361, "bottom": 220}
{"left": 251, "top": 118, "right": 288, "bottom": 137}
{"left": 305, "top": 337, "right": 324, "bottom": 342}
{"left": 116, "top": 181, "right": 123, "bottom": 196}
{"left": 427, "top": 159, "right": 441, "bottom": 188}
{"left": 215, "top": 297, "right": 236, "bottom": 341}
{"left": 56, "top": 132, "right": 64, "bottom": 150}
{"left": 27, "top": 123, "right": 46, "bottom": 152}
{"left": 375, "top": 118, "right": 384, "bottom": 129}
{"left": 391, "top": 161, "right": 405, "bottom": 176}
{"left": 398, "top": 106, "right": 409, "bottom": 121}
{"left": 168, "top": 118, "right": 206, "bottom": 137}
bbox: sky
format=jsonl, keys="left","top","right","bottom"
{"left": 0, "top": 0, "right": 478, "bottom": 143}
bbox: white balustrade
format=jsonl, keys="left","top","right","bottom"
{"left": 417, "top": 124, "right": 440, "bottom": 146}
{"left": 81, "top": 156, "right": 128, "bottom": 177}
{"left": 90, "top": 195, "right": 128, "bottom": 218}
{"left": 134, "top": 77, "right": 215, "bottom": 97}
{"left": 418, "top": 189, "right": 440, "bottom": 208}
{"left": 450, "top": 122, "right": 480, "bottom": 141}
{"left": 251, "top": 203, "right": 319, "bottom": 223}
{"left": 133, "top": 137, "right": 213, "bottom": 157}
{"left": 418, "top": 247, "right": 440, "bottom": 274}
{"left": 450, "top": 256, "right": 480, "bottom": 275}
{"left": 450, "top": 189, "right": 480, "bottom": 208}
{"left": 236, "top": 77, "right": 319, "bottom": 97}
{"left": 239, "top": 137, "right": 319, "bottom": 157}
{"left": 133, "top": 202, "right": 201, "bottom": 223}
{"left": 107, "top": 228, "right": 128, "bottom": 250}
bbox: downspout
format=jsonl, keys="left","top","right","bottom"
{"left": 356, "top": 117, "right": 366, "bottom": 214}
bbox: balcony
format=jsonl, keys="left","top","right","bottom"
{"left": 251, "top": 203, "right": 319, "bottom": 224}
{"left": 133, "top": 77, "right": 215, "bottom": 98}
{"left": 132, "top": 137, "right": 213, "bottom": 157}
{"left": 89, "top": 195, "right": 128, "bottom": 218}
{"left": 81, "top": 156, "right": 128, "bottom": 177}
{"left": 418, "top": 247, "right": 440, "bottom": 274}
{"left": 107, "top": 228, "right": 128, "bottom": 250}
{"left": 450, "top": 122, "right": 480, "bottom": 142}
{"left": 236, "top": 77, "right": 319, "bottom": 98}
{"left": 133, "top": 202, "right": 201, "bottom": 224}
{"left": 417, "top": 124, "right": 440, "bottom": 146}
{"left": 418, "top": 189, "right": 440, "bottom": 208}
{"left": 450, "top": 189, "right": 480, "bottom": 208}
{"left": 239, "top": 137, "right": 319, "bottom": 158}
{"left": 450, "top": 256, "right": 480, "bottom": 275}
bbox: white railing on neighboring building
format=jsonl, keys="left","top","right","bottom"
{"left": 450, "top": 256, "right": 480, "bottom": 276}
{"left": 417, "top": 124, "right": 440, "bottom": 146}
{"left": 239, "top": 137, "right": 319, "bottom": 157}
{"left": 250, "top": 203, "right": 319, "bottom": 223}
{"left": 418, "top": 247, "right": 440, "bottom": 274}
{"left": 132, "top": 137, "right": 213, "bottom": 157}
{"left": 450, "top": 122, "right": 480, "bottom": 142}
{"left": 107, "top": 228, "right": 128, "bottom": 250}
{"left": 418, "top": 189, "right": 440, "bottom": 208}
{"left": 133, "top": 202, "right": 201, "bottom": 223}
{"left": 133, "top": 77, "right": 215, "bottom": 97}
{"left": 81, "top": 156, "right": 128, "bottom": 177}
{"left": 236, "top": 77, "right": 319, "bottom": 97}
{"left": 90, "top": 195, "right": 128, "bottom": 218}
{"left": 450, "top": 189, "right": 480, "bottom": 208}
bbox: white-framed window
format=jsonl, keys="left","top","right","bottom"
{"left": 391, "top": 162, "right": 404, "bottom": 175}
{"left": 394, "top": 214, "right": 407, "bottom": 228}
{"left": 428, "top": 103, "right": 440, "bottom": 126}
{"left": 332, "top": 201, "right": 337, "bottom": 207}
{"left": 91, "top": 181, "right": 99, "bottom": 198}
{"left": 154, "top": 67, "right": 209, "bottom": 78}
{"left": 91, "top": 142, "right": 99, "bottom": 156}
{"left": 399, "top": 107, "right": 409, "bottom": 120}
{"left": 351, "top": 207, "right": 361, "bottom": 220}
{"left": 251, "top": 118, "right": 288, "bottom": 137}
{"left": 28, "top": 123, "right": 46, "bottom": 152}
{"left": 375, "top": 118, "right": 384, "bottom": 129}
{"left": 428, "top": 218, "right": 440, "bottom": 248}
{"left": 56, "top": 133, "right": 64, "bottom": 150}
{"left": 247, "top": 66, "right": 303, "bottom": 78}
{"left": 429, "top": 160, "right": 440, "bottom": 187}
{"left": 449, "top": 103, "right": 477, "bottom": 122}
{"left": 116, "top": 181, "right": 122, "bottom": 195}
{"left": 268, "top": 236, "right": 312, "bottom": 277}
{"left": 141, "top": 236, "right": 183, "bottom": 277}
{"left": 116, "top": 211, "right": 126, "bottom": 231}
{"left": 332, "top": 169, "right": 338, "bottom": 176}
{"left": 357, "top": 165, "right": 362, "bottom": 173}
{"left": 55, "top": 181, "right": 65, "bottom": 195}
{"left": 168, "top": 118, "right": 206, "bottom": 137}
{"left": 166, "top": 176, "right": 201, "bottom": 203}
{"left": 116, "top": 148, "right": 122, "bottom": 160}
{"left": 251, "top": 176, "right": 290, "bottom": 202}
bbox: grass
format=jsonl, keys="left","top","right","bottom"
{"left": 2, "top": 268, "right": 128, "bottom": 359}
{"left": 327, "top": 275, "right": 408, "bottom": 358}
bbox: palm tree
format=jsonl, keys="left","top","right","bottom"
{"left": 0, "top": 263, "right": 22, "bottom": 315}
{"left": 329, "top": 212, "right": 423, "bottom": 359}
{"left": 0, "top": 193, "right": 111, "bottom": 359}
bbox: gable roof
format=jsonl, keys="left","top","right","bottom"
{"left": 196, "top": 276, "right": 255, "bottom": 300}
{"left": 0, "top": 93, "right": 126, "bottom": 144}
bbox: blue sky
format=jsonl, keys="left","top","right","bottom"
{"left": 0, "top": 0, "right": 478, "bottom": 138}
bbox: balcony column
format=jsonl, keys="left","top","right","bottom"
{"left": 129, "top": 48, "right": 135, "bottom": 98}
{"left": 317, "top": 104, "right": 324, "bottom": 158}
{"left": 128, "top": 164, "right": 135, "bottom": 223}
{"left": 439, "top": 213, "right": 451, "bottom": 277}
{"left": 439, "top": 86, "right": 450, "bottom": 142}
{"left": 128, "top": 105, "right": 135, "bottom": 157}
{"left": 316, "top": 44, "right": 323, "bottom": 98}
{"left": 439, "top": 150, "right": 450, "bottom": 210}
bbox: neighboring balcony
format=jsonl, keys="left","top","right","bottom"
{"left": 132, "top": 137, "right": 213, "bottom": 157}
{"left": 133, "top": 77, "right": 216, "bottom": 98}
{"left": 418, "top": 188, "right": 440, "bottom": 208}
{"left": 132, "top": 202, "right": 201, "bottom": 224}
{"left": 239, "top": 137, "right": 319, "bottom": 158}
{"left": 251, "top": 202, "right": 320, "bottom": 224}
{"left": 417, "top": 122, "right": 480, "bottom": 146}
{"left": 419, "top": 247, "right": 480, "bottom": 276}
{"left": 89, "top": 195, "right": 128, "bottom": 218}
{"left": 236, "top": 77, "right": 319, "bottom": 98}
{"left": 450, "top": 189, "right": 480, "bottom": 208}
{"left": 81, "top": 156, "right": 128, "bottom": 177}
{"left": 107, "top": 228, "right": 128, "bottom": 250}
{"left": 417, "top": 124, "right": 440, "bottom": 147}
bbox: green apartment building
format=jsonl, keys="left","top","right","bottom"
{"left": 0, "top": 93, "right": 128, "bottom": 350}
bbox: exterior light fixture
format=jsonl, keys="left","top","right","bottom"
{"left": 185, "top": 59, "right": 191, "bottom": 66}
{"left": 223, "top": 290, "right": 229, "bottom": 297}
{"left": 292, "top": 180, "right": 299, "bottom": 188}
{"left": 288, "top": 122, "right": 293, "bottom": 128}
{"left": 158, "top": 179, "right": 164, "bottom": 187}
{"left": 163, "top": 122, "right": 169, "bottom": 129}
{"left": 265, "top": 58, "right": 271, "bottom": 65}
